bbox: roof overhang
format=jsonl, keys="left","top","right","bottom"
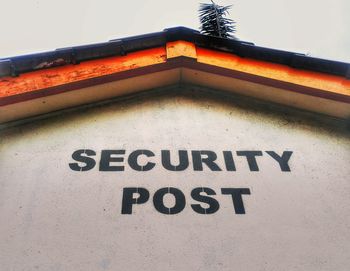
{"left": 1, "top": 27, "right": 349, "bottom": 124}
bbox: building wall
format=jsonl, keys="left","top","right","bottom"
{"left": 0, "top": 87, "right": 349, "bottom": 270}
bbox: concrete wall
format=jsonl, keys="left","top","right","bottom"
{"left": 0, "top": 87, "right": 349, "bottom": 271}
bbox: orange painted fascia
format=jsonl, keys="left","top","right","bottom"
{"left": 165, "top": 41, "right": 350, "bottom": 98}
{"left": 166, "top": 41, "right": 197, "bottom": 59}
{"left": 0, "top": 47, "right": 166, "bottom": 99}
{"left": 0, "top": 40, "right": 349, "bottom": 105}
{"left": 196, "top": 47, "right": 350, "bottom": 96}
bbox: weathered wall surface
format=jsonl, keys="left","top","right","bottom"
{"left": 0, "top": 87, "right": 349, "bottom": 271}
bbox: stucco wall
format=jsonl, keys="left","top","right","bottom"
{"left": 0, "top": 87, "right": 349, "bottom": 271}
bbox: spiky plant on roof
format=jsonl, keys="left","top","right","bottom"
{"left": 199, "top": 0, "right": 236, "bottom": 39}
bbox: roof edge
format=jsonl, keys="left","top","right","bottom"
{"left": 1, "top": 26, "right": 349, "bottom": 79}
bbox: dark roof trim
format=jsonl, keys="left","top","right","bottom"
{"left": 1, "top": 26, "right": 349, "bottom": 78}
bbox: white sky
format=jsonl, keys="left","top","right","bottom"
{"left": 1, "top": 0, "right": 349, "bottom": 62}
